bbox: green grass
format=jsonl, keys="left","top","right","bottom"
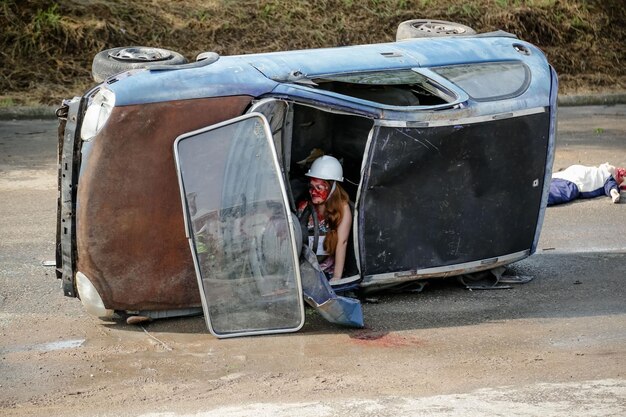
{"left": 33, "top": 4, "right": 61, "bottom": 32}
{"left": 0, "top": 0, "right": 623, "bottom": 104}
{"left": 0, "top": 97, "right": 15, "bottom": 108}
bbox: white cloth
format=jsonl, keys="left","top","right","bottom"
{"left": 552, "top": 164, "right": 613, "bottom": 193}
{"left": 308, "top": 235, "right": 328, "bottom": 255}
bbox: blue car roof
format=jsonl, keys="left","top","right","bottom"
{"left": 244, "top": 35, "right": 533, "bottom": 78}
{"left": 109, "top": 35, "right": 549, "bottom": 108}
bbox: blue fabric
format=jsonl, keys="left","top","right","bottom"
{"left": 548, "top": 178, "right": 579, "bottom": 206}
{"left": 299, "top": 246, "right": 364, "bottom": 328}
{"left": 549, "top": 176, "right": 619, "bottom": 205}
{"left": 605, "top": 177, "right": 619, "bottom": 196}
{"left": 579, "top": 188, "right": 606, "bottom": 199}
{"left": 579, "top": 177, "right": 618, "bottom": 198}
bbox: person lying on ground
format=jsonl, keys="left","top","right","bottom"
{"left": 548, "top": 163, "right": 625, "bottom": 206}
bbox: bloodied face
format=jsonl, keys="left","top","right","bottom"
{"left": 309, "top": 178, "right": 331, "bottom": 204}
{"left": 615, "top": 167, "right": 626, "bottom": 188}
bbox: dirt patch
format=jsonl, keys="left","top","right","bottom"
{"left": 1, "top": 0, "right": 624, "bottom": 105}
{"left": 349, "top": 329, "right": 425, "bottom": 348}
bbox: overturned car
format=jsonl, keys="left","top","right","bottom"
{"left": 56, "top": 20, "right": 557, "bottom": 337}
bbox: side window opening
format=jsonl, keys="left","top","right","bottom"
{"left": 311, "top": 70, "right": 452, "bottom": 107}
{"left": 288, "top": 104, "right": 373, "bottom": 204}
{"left": 286, "top": 103, "right": 373, "bottom": 278}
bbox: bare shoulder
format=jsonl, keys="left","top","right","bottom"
{"left": 341, "top": 202, "right": 352, "bottom": 218}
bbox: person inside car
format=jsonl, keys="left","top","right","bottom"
{"left": 297, "top": 155, "right": 352, "bottom": 281}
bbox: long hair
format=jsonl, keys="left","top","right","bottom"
{"left": 322, "top": 182, "right": 349, "bottom": 255}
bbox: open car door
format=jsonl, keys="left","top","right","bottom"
{"left": 174, "top": 113, "right": 305, "bottom": 338}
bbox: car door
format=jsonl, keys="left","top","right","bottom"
{"left": 359, "top": 109, "right": 551, "bottom": 275}
{"left": 174, "top": 113, "right": 305, "bottom": 338}
{"left": 357, "top": 62, "right": 557, "bottom": 282}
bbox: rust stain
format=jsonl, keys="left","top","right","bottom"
{"left": 76, "top": 95, "right": 252, "bottom": 311}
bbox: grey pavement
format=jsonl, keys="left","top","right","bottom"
{"left": 0, "top": 107, "right": 625, "bottom": 416}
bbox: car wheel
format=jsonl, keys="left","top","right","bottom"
{"left": 396, "top": 19, "right": 476, "bottom": 41}
{"left": 91, "top": 46, "right": 188, "bottom": 83}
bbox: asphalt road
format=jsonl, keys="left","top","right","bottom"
{"left": 0, "top": 106, "right": 625, "bottom": 416}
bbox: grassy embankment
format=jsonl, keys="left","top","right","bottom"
{"left": 1, "top": 0, "right": 624, "bottom": 106}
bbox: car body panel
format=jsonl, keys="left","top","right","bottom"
{"left": 358, "top": 109, "right": 550, "bottom": 277}
{"left": 108, "top": 58, "right": 278, "bottom": 107}
{"left": 531, "top": 66, "right": 559, "bottom": 254}
{"left": 106, "top": 37, "right": 550, "bottom": 113}
{"left": 75, "top": 96, "right": 251, "bottom": 310}
{"left": 238, "top": 37, "right": 543, "bottom": 83}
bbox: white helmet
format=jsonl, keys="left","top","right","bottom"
{"left": 305, "top": 155, "right": 343, "bottom": 182}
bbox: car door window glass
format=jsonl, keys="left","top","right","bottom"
{"left": 432, "top": 61, "right": 530, "bottom": 101}
{"left": 175, "top": 114, "right": 304, "bottom": 337}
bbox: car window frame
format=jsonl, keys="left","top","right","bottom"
{"left": 173, "top": 112, "right": 305, "bottom": 338}
{"left": 431, "top": 60, "right": 532, "bottom": 102}
{"left": 271, "top": 67, "right": 470, "bottom": 113}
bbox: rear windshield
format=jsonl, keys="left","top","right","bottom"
{"left": 432, "top": 62, "right": 530, "bottom": 101}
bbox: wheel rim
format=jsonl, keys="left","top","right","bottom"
{"left": 109, "top": 47, "right": 172, "bottom": 62}
{"left": 414, "top": 22, "right": 470, "bottom": 35}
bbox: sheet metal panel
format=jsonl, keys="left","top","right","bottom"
{"left": 358, "top": 112, "right": 551, "bottom": 276}
{"left": 75, "top": 96, "right": 252, "bottom": 311}
{"left": 531, "top": 66, "right": 559, "bottom": 254}
{"left": 107, "top": 36, "right": 551, "bottom": 113}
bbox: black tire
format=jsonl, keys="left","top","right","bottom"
{"left": 396, "top": 19, "right": 476, "bottom": 41}
{"left": 91, "top": 46, "right": 187, "bottom": 83}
